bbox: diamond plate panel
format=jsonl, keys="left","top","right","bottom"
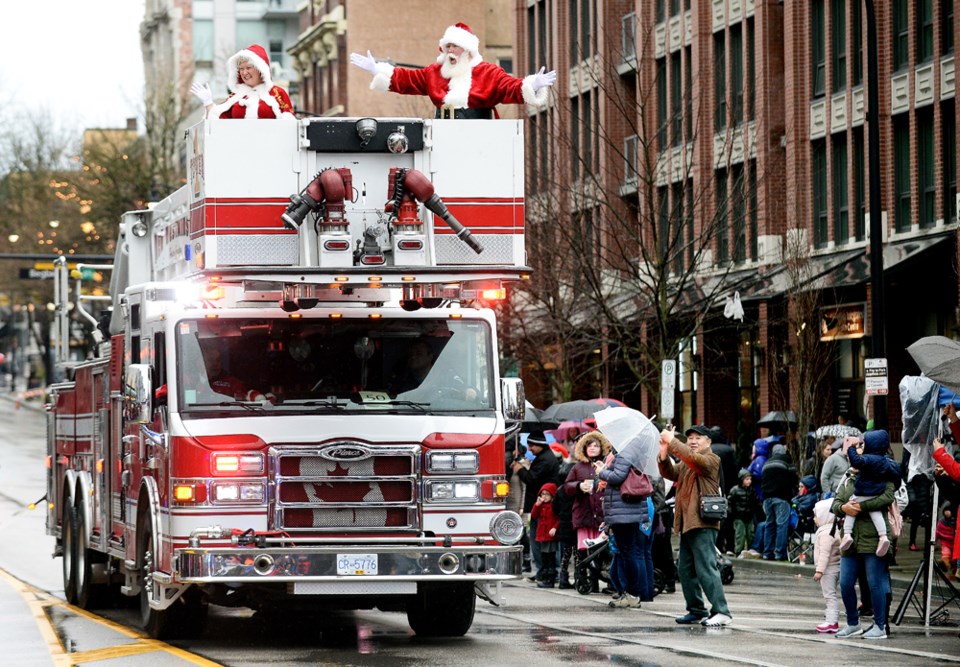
{"left": 435, "top": 234, "right": 514, "bottom": 265}
{"left": 217, "top": 234, "right": 298, "bottom": 266}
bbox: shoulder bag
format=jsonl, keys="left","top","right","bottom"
{"left": 697, "top": 474, "right": 728, "bottom": 521}
{"left": 619, "top": 467, "right": 654, "bottom": 502}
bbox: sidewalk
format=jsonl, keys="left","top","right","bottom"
{"left": 0, "top": 569, "right": 56, "bottom": 667}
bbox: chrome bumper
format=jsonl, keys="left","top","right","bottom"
{"left": 175, "top": 544, "right": 522, "bottom": 584}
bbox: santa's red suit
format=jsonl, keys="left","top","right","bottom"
{"left": 369, "top": 24, "right": 547, "bottom": 117}
{"left": 211, "top": 44, "right": 295, "bottom": 120}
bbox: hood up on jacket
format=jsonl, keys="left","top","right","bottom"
{"left": 863, "top": 429, "right": 890, "bottom": 456}
{"left": 813, "top": 498, "right": 836, "bottom": 531}
{"left": 573, "top": 431, "right": 613, "bottom": 463}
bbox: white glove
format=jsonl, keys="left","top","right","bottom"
{"left": 350, "top": 50, "right": 378, "bottom": 75}
{"left": 530, "top": 67, "right": 557, "bottom": 91}
{"left": 190, "top": 82, "right": 213, "bottom": 107}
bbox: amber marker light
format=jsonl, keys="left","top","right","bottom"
{"left": 329, "top": 313, "right": 342, "bottom": 319}
{"left": 96, "top": 459, "right": 104, "bottom": 474}
{"left": 174, "top": 485, "right": 195, "bottom": 502}
{"left": 334, "top": 276, "right": 349, "bottom": 282}
{"left": 368, "top": 276, "right": 382, "bottom": 282}
{"left": 204, "top": 313, "right": 219, "bottom": 319}
{"left": 369, "top": 313, "right": 382, "bottom": 319}
{"left": 289, "top": 313, "right": 303, "bottom": 319}
{"left": 495, "top": 481, "right": 510, "bottom": 497}
{"left": 480, "top": 288, "right": 506, "bottom": 301}
{"left": 449, "top": 313, "right": 463, "bottom": 319}
{"left": 45, "top": 455, "right": 52, "bottom": 469}
{"left": 401, "top": 276, "right": 416, "bottom": 282}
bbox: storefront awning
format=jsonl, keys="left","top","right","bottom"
{"left": 819, "top": 232, "right": 954, "bottom": 289}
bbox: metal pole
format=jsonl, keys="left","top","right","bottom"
{"left": 865, "top": 0, "right": 886, "bottom": 430}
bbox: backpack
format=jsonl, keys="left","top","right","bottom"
{"left": 888, "top": 480, "right": 908, "bottom": 540}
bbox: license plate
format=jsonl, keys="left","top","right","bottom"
{"left": 336, "top": 553, "right": 378, "bottom": 576}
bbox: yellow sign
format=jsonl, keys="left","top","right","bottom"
{"left": 820, "top": 304, "right": 866, "bottom": 341}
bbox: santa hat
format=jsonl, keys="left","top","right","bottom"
{"left": 439, "top": 22, "right": 481, "bottom": 58}
{"left": 226, "top": 44, "right": 273, "bottom": 92}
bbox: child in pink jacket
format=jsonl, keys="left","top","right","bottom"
{"left": 812, "top": 498, "right": 841, "bottom": 633}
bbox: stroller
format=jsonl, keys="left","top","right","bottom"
{"left": 573, "top": 531, "right": 675, "bottom": 596}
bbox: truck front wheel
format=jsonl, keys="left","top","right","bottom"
{"left": 61, "top": 503, "right": 77, "bottom": 604}
{"left": 406, "top": 583, "right": 476, "bottom": 637}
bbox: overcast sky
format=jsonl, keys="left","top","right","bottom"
{"left": 1, "top": 1, "right": 146, "bottom": 133}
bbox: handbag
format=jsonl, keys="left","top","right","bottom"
{"left": 697, "top": 474, "right": 727, "bottom": 521}
{"left": 619, "top": 467, "right": 654, "bottom": 502}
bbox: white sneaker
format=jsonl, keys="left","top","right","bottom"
{"left": 701, "top": 613, "right": 732, "bottom": 627}
{"left": 609, "top": 593, "right": 640, "bottom": 608}
{"left": 863, "top": 624, "right": 887, "bottom": 639}
{"left": 876, "top": 535, "right": 890, "bottom": 558}
{"left": 835, "top": 624, "right": 863, "bottom": 638}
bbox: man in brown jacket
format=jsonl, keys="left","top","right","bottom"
{"left": 658, "top": 424, "right": 733, "bottom": 627}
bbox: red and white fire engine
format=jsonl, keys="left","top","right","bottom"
{"left": 46, "top": 116, "right": 529, "bottom": 638}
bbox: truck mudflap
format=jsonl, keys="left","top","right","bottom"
{"left": 175, "top": 544, "right": 522, "bottom": 584}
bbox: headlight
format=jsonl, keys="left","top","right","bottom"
{"left": 424, "top": 479, "right": 479, "bottom": 502}
{"left": 426, "top": 450, "right": 479, "bottom": 473}
{"left": 211, "top": 481, "right": 265, "bottom": 503}
{"left": 489, "top": 510, "right": 524, "bottom": 545}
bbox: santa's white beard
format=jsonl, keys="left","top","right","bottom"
{"left": 440, "top": 55, "right": 473, "bottom": 80}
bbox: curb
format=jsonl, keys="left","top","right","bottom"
{"left": 732, "top": 553, "right": 927, "bottom": 592}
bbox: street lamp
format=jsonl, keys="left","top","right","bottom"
{"left": 48, "top": 220, "right": 60, "bottom": 229}
{"left": 7, "top": 234, "right": 19, "bottom": 243}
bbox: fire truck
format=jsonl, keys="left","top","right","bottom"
{"left": 46, "top": 116, "right": 528, "bottom": 638}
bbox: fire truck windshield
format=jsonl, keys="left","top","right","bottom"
{"left": 175, "top": 316, "right": 495, "bottom": 416}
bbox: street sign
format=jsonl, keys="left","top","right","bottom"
{"left": 661, "top": 360, "right": 676, "bottom": 421}
{"left": 864, "top": 357, "right": 888, "bottom": 396}
{"left": 19, "top": 268, "right": 55, "bottom": 280}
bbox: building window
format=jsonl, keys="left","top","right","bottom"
{"left": 716, "top": 169, "right": 729, "bottom": 263}
{"left": 812, "top": 0, "right": 826, "bottom": 97}
{"left": 852, "top": 0, "right": 862, "bottom": 85}
{"left": 944, "top": 101, "right": 957, "bottom": 221}
{"left": 671, "top": 52, "right": 683, "bottom": 146}
{"left": 732, "top": 166, "right": 746, "bottom": 264}
{"left": 917, "top": 109, "right": 935, "bottom": 228}
{"left": 893, "top": 0, "right": 910, "bottom": 71}
{"left": 656, "top": 0, "right": 665, "bottom": 24}
{"left": 854, "top": 127, "right": 865, "bottom": 240}
{"left": 685, "top": 46, "right": 693, "bottom": 139}
{"left": 670, "top": 0, "right": 681, "bottom": 17}
{"left": 686, "top": 184, "right": 695, "bottom": 268}
{"left": 622, "top": 12, "right": 636, "bottom": 61}
{"left": 831, "top": 0, "right": 846, "bottom": 92}
{"left": 672, "top": 182, "right": 685, "bottom": 274}
{"left": 193, "top": 19, "right": 213, "bottom": 63}
{"left": 583, "top": 91, "right": 594, "bottom": 174}
{"left": 747, "top": 19, "right": 755, "bottom": 121}
{"left": 833, "top": 137, "right": 849, "bottom": 245}
{"left": 715, "top": 32, "right": 726, "bottom": 132}
{"left": 527, "top": 6, "right": 536, "bottom": 73}
{"left": 568, "top": 0, "right": 593, "bottom": 63}
{"left": 812, "top": 140, "right": 828, "bottom": 247}
{"left": 571, "top": 97, "right": 580, "bottom": 181}
{"left": 678, "top": 335, "right": 698, "bottom": 430}
{"left": 749, "top": 164, "right": 758, "bottom": 260}
{"left": 657, "top": 57, "right": 668, "bottom": 149}
{"left": 498, "top": 58, "right": 513, "bottom": 74}
{"left": 945, "top": 0, "right": 955, "bottom": 53}
{"left": 894, "top": 115, "right": 912, "bottom": 231}
{"left": 730, "top": 24, "right": 744, "bottom": 125}
{"left": 624, "top": 134, "right": 638, "bottom": 184}
{"left": 529, "top": 116, "right": 539, "bottom": 194}
{"left": 918, "top": 0, "right": 934, "bottom": 63}
{"left": 658, "top": 186, "right": 671, "bottom": 266}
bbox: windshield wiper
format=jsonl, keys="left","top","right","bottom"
{"left": 188, "top": 401, "right": 268, "bottom": 412}
{"left": 372, "top": 400, "right": 430, "bottom": 412}
{"left": 289, "top": 399, "right": 347, "bottom": 411}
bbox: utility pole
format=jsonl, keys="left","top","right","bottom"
{"left": 865, "top": 1, "right": 886, "bottom": 430}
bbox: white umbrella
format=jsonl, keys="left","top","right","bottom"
{"left": 907, "top": 336, "right": 960, "bottom": 392}
{"left": 593, "top": 407, "right": 661, "bottom": 478}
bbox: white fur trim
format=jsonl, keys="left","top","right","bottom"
{"left": 443, "top": 70, "right": 472, "bottom": 108}
{"left": 439, "top": 25, "right": 480, "bottom": 57}
{"left": 521, "top": 75, "right": 549, "bottom": 106}
{"left": 209, "top": 84, "right": 283, "bottom": 118}
{"left": 227, "top": 49, "right": 273, "bottom": 93}
{"left": 371, "top": 62, "right": 395, "bottom": 92}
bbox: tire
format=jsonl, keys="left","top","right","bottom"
{"left": 62, "top": 503, "right": 77, "bottom": 604}
{"left": 74, "top": 505, "right": 94, "bottom": 609}
{"left": 406, "top": 583, "right": 476, "bottom": 637}
{"left": 721, "top": 565, "right": 735, "bottom": 585}
{"left": 574, "top": 568, "right": 593, "bottom": 595}
{"left": 137, "top": 514, "right": 207, "bottom": 639}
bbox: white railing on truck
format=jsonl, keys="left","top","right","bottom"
{"left": 53, "top": 257, "right": 114, "bottom": 366}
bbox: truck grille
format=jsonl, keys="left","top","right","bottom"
{"left": 270, "top": 443, "right": 420, "bottom": 532}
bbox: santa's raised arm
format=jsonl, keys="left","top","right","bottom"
{"left": 350, "top": 22, "right": 556, "bottom": 119}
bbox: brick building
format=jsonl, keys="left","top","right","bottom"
{"left": 514, "top": 0, "right": 958, "bottom": 447}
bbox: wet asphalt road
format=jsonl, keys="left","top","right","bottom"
{"left": 2, "top": 395, "right": 959, "bottom": 665}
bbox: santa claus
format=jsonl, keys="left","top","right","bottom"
{"left": 350, "top": 22, "right": 556, "bottom": 118}
{"left": 190, "top": 44, "right": 295, "bottom": 120}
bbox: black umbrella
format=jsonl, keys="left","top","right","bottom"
{"left": 756, "top": 410, "right": 798, "bottom": 430}
{"left": 518, "top": 400, "right": 559, "bottom": 432}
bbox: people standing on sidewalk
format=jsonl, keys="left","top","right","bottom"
{"left": 761, "top": 444, "right": 798, "bottom": 561}
{"left": 563, "top": 431, "right": 610, "bottom": 593}
{"left": 553, "top": 450, "right": 578, "bottom": 589}
{"left": 832, "top": 433, "right": 896, "bottom": 640}
{"left": 512, "top": 431, "right": 559, "bottom": 580}
{"left": 595, "top": 442, "right": 655, "bottom": 606}
{"left": 744, "top": 437, "right": 773, "bottom": 556}
{"left": 933, "top": 432, "right": 960, "bottom": 579}
{"left": 531, "top": 483, "right": 560, "bottom": 588}
{"left": 812, "top": 498, "right": 841, "bottom": 633}
{"left": 729, "top": 469, "right": 759, "bottom": 556}
{"left": 658, "top": 424, "right": 733, "bottom": 627}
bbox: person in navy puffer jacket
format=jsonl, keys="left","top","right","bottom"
{"left": 596, "top": 445, "right": 655, "bottom": 606}
{"left": 840, "top": 430, "right": 901, "bottom": 558}
{"left": 745, "top": 437, "right": 773, "bottom": 555}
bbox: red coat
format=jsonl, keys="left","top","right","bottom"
{"left": 531, "top": 501, "right": 559, "bottom": 543}
{"left": 933, "top": 442, "right": 960, "bottom": 563}
{"left": 214, "top": 85, "right": 294, "bottom": 119}
{"left": 378, "top": 62, "right": 543, "bottom": 116}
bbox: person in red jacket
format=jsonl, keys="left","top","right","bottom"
{"left": 531, "top": 482, "right": 560, "bottom": 588}
{"left": 350, "top": 22, "right": 556, "bottom": 119}
{"left": 190, "top": 44, "right": 295, "bottom": 119}
{"left": 933, "top": 403, "right": 960, "bottom": 577}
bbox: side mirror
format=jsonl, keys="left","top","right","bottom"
{"left": 124, "top": 364, "right": 153, "bottom": 424}
{"left": 500, "top": 377, "right": 525, "bottom": 422}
